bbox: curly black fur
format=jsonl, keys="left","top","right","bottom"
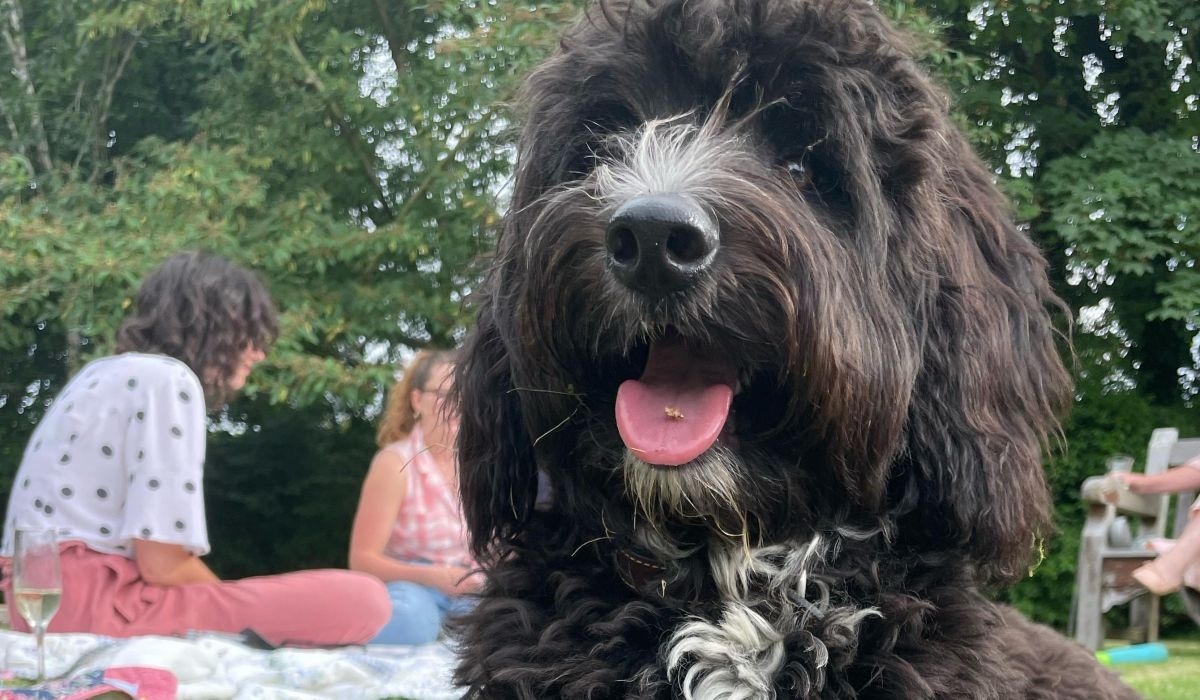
{"left": 452, "top": 1, "right": 1138, "bottom": 697}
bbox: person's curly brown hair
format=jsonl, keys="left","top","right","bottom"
{"left": 376, "top": 349, "right": 456, "bottom": 448}
{"left": 116, "top": 251, "right": 278, "bottom": 407}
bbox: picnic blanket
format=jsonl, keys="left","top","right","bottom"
{"left": 0, "top": 630, "right": 462, "bottom": 700}
{"left": 1, "top": 666, "right": 178, "bottom": 700}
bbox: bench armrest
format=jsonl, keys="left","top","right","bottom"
{"left": 1081, "top": 475, "right": 1160, "bottom": 519}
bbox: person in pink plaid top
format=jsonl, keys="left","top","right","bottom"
{"left": 349, "top": 349, "right": 480, "bottom": 644}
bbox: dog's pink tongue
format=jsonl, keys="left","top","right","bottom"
{"left": 616, "top": 337, "right": 735, "bottom": 466}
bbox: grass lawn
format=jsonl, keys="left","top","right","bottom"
{"left": 1114, "top": 639, "right": 1200, "bottom": 700}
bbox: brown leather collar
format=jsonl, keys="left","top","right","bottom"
{"left": 614, "top": 546, "right": 672, "bottom": 597}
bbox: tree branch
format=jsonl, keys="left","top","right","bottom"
{"left": 371, "top": 0, "right": 411, "bottom": 77}
{"left": 285, "top": 34, "right": 395, "bottom": 223}
{"left": 393, "top": 114, "right": 495, "bottom": 224}
{"left": 0, "top": 94, "right": 31, "bottom": 168}
{"left": 73, "top": 31, "right": 140, "bottom": 178}
{"left": 1, "top": 0, "right": 53, "bottom": 176}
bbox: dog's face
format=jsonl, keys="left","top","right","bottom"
{"left": 458, "top": 0, "right": 1071, "bottom": 585}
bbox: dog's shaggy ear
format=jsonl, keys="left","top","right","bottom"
{"left": 454, "top": 290, "right": 540, "bottom": 561}
{"left": 891, "top": 131, "right": 1073, "bottom": 586}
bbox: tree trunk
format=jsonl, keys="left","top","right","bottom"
{"left": 1, "top": 0, "right": 53, "bottom": 176}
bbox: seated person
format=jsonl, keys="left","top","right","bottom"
{"left": 0, "top": 252, "right": 390, "bottom": 646}
{"left": 1117, "top": 455, "right": 1200, "bottom": 595}
{"left": 349, "top": 350, "right": 479, "bottom": 644}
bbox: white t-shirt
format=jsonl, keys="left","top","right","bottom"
{"left": 1, "top": 353, "right": 210, "bottom": 558}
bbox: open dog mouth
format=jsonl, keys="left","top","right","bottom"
{"left": 615, "top": 328, "right": 740, "bottom": 467}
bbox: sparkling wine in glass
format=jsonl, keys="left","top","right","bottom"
{"left": 13, "top": 528, "right": 62, "bottom": 682}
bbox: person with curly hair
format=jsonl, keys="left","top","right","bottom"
{"left": 1, "top": 251, "right": 390, "bottom": 646}
{"left": 349, "top": 349, "right": 479, "bottom": 644}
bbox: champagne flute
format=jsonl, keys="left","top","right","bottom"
{"left": 13, "top": 528, "right": 62, "bottom": 682}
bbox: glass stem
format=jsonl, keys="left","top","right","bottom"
{"left": 35, "top": 623, "right": 45, "bottom": 681}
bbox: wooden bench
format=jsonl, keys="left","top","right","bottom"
{"left": 1071, "top": 428, "right": 1200, "bottom": 650}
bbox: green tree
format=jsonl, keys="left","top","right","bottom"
{"left": 913, "top": 0, "right": 1198, "bottom": 404}
{"left": 1, "top": 0, "right": 578, "bottom": 574}
{"left": 902, "top": 0, "right": 1199, "bottom": 629}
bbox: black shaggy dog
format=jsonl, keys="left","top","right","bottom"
{"left": 453, "top": 1, "right": 1138, "bottom": 697}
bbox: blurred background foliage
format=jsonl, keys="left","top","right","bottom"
{"left": 1, "top": 0, "right": 1196, "bottom": 635}
{"left": 1, "top": 0, "right": 582, "bottom": 576}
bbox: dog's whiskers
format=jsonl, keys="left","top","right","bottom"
{"left": 533, "top": 409, "right": 578, "bottom": 447}
{"left": 505, "top": 386, "right": 582, "bottom": 398}
{"left": 571, "top": 534, "right": 613, "bottom": 557}
{"left": 502, "top": 385, "right": 587, "bottom": 447}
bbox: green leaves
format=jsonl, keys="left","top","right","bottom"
{"left": 0, "top": 0, "right": 574, "bottom": 412}
{"left": 1, "top": 0, "right": 578, "bottom": 574}
{"left": 1042, "top": 129, "right": 1200, "bottom": 324}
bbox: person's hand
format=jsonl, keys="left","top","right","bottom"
{"left": 1115, "top": 472, "right": 1151, "bottom": 494}
{"left": 457, "top": 569, "right": 486, "bottom": 595}
{"left": 440, "top": 566, "right": 485, "bottom": 595}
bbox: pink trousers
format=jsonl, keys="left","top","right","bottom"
{"left": 3, "top": 542, "right": 391, "bottom": 647}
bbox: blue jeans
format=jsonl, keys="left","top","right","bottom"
{"left": 370, "top": 580, "right": 473, "bottom": 645}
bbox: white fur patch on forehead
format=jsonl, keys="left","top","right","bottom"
{"left": 591, "top": 113, "right": 758, "bottom": 210}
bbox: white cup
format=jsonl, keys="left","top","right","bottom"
{"left": 1107, "top": 455, "right": 1134, "bottom": 474}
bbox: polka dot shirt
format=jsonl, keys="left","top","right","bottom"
{"left": 1, "top": 353, "right": 210, "bottom": 558}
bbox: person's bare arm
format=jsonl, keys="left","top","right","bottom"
{"left": 1118, "top": 458, "right": 1200, "bottom": 495}
{"left": 133, "top": 539, "right": 220, "bottom": 586}
{"left": 349, "top": 449, "right": 480, "bottom": 595}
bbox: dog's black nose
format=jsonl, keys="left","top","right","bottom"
{"left": 605, "top": 195, "right": 719, "bottom": 296}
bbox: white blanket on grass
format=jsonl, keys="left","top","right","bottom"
{"left": 0, "top": 630, "right": 462, "bottom": 699}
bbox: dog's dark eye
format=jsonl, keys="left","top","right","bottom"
{"left": 784, "top": 159, "right": 813, "bottom": 188}
{"left": 561, "top": 103, "right": 638, "bottom": 180}
{"left": 564, "top": 147, "right": 598, "bottom": 179}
